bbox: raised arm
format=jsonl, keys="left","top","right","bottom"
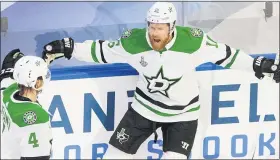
{"left": 194, "top": 33, "right": 279, "bottom": 82}
{"left": 0, "top": 49, "right": 24, "bottom": 89}
{"left": 42, "top": 36, "right": 130, "bottom": 64}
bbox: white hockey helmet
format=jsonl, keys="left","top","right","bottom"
{"left": 13, "top": 56, "right": 51, "bottom": 91}
{"left": 146, "top": 2, "right": 177, "bottom": 34}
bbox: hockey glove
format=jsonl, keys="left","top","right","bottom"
{"left": 42, "top": 37, "right": 74, "bottom": 64}
{"left": 273, "top": 69, "right": 280, "bottom": 83}
{"left": 253, "top": 56, "right": 280, "bottom": 83}
{"left": 0, "top": 49, "right": 24, "bottom": 81}
{"left": 42, "top": 37, "right": 74, "bottom": 62}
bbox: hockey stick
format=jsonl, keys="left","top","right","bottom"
{"left": 252, "top": 51, "right": 279, "bottom": 159}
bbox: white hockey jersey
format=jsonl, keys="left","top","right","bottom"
{"left": 72, "top": 26, "right": 254, "bottom": 122}
{"left": 1, "top": 78, "right": 52, "bottom": 159}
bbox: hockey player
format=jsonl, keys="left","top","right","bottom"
{"left": 1, "top": 49, "right": 53, "bottom": 159}
{"left": 41, "top": 2, "right": 280, "bottom": 159}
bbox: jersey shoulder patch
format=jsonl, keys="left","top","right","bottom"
{"left": 121, "top": 29, "right": 132, "bottom": 39}
{"left": 170, "top": 26, "right": 204, "bottom": 54}
{"left": 120, "top": 28, "right": 152, "bottom": 54}
{"left": 6, "top": 100, "right": 49, "bottom": 127}
{"left": 190, "top": 28, "right": 204, "bottom": 38}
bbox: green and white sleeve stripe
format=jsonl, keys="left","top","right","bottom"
{"left": 73, "top": 40, "right": 107, "bottom": 63}
{"left": 72, "top": 40, "right": 99, "bottom": 63}
{"left": 215, "top": 45, "right": 240, "bottom": 69}
{"left": 91, "top": 40, "right": 108, "bottom": 63}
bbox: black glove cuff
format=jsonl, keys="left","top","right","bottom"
{"left": 253, "top": 56, "right": 265, "bottom": 79}
{"left": 62, "top": 38, "right": 74, "bottom": 59}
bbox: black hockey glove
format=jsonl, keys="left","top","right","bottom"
{"left": 0, "top": 49, "right": 24, "bottom": 82}
{"left": 253, "top": 56, "right": 280, "bottom": 83}
{"left": 273, "top": 69, "right": 280, "bottom": 83}
{"left": 42, "top": 37, "right": 74, "bottom": 63}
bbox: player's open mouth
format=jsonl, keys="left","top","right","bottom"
{"left": 153, "top": 39, "right": 161, "bottom": 43}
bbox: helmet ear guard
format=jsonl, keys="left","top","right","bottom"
{"left": 33, "top": 69, "right": 51, "bottom": 91}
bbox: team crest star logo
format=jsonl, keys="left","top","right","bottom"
{"left": 154, "top": 8, "right": 159, "bottom": 13}
{"left": 190, "top": 28, "right": 203, "bottom": 37}
{"left": 121, "top": 29, "right": 132, "bottom": 38}
{"left": 23, "top": 111, "right": 37, "bottom": 125}
{"left": 35, "top": 60, "right": 41, "bottom": 66}
{"left": 144, "top": 67, "right": 181, "bottom": 98}
{"left": 168, "top": 7, "right": 173, "bottom": 13}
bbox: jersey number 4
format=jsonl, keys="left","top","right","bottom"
{"left": 28, "top": 132, "right": 39, "bottom": 148}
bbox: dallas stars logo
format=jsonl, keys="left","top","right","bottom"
{"left": 144, "top": 67, "right": 181, "bottom": 98}
{"left": 23, "top": 111, "right": 37, "bottom": 125}
{"left": 35, "top": 60, "right": 41, "bottom": 66}
{"left": 154, "top": 8, "right": 159, "bottom": 13}
{"left": 168, "top": 7, "right": 173, "bottom": 13}
{"left": 190, "top": 28, "right": 203, "bottom": 37}
{"left": 121, "top": 29, "right": 132, "bottom": 39}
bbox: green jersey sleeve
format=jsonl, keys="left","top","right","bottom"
{"left": 71, "top": 28, "right": 152, "bottom": 64}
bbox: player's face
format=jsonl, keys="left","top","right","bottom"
{"left": 148, "top": 23, "right": 171, "bottom": 51}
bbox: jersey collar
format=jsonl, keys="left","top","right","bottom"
{"left": 14, "top": 91, "right": 32, "bottom": 102}
{"left": 145, "top": 27, "right": 177, "bottom": 51}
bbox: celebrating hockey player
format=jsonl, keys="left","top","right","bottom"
{"left": 41, "top": 2, "right": 280, "bottom": 159}
{"left": 1, "top": 49, "right": 53, "bottom": 159}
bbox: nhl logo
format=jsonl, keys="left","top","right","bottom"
{"left": 23, "top": 111, "right": 37, "bottom": 125}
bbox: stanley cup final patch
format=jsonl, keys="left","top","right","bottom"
{"left": 23, "top": 111, "right": 37, "bottom": 125}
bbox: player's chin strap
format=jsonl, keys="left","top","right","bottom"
{"left": 153, "top": 122, "right": 158, "bottom": 143}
